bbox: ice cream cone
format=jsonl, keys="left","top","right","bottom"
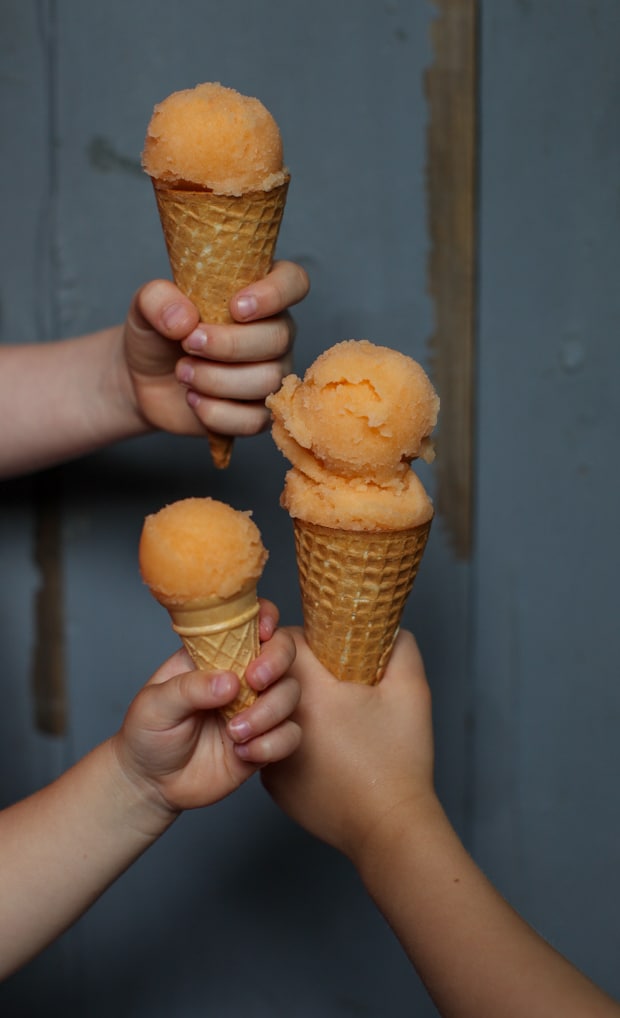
{"left": 153, "top": 178, "right": 289, "bottom": 468}
{"left": 293, "top": 517, "right": 432, "bottom": 685}
{"left": 167, "top": 582, "right": 260, "bottom": 720}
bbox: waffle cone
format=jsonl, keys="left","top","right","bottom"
{"left": 166, "top": 584, "right": 260, "bottom": 720}
{"left": 152, "top": 178, "right": 290, "bottom": 469}
{"left": 293, "top": 517, "right": 432, "bottom": 685}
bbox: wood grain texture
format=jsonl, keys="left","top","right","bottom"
{"left": 425, "top": 0, "right": 478, "bottom": 559}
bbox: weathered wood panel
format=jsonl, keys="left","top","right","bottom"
{"left": 4, "top": 1, "right": 617, "bottom": 1014}
{"left": 473, "top": 0, "right": 620, "bottom": 1001}
{"left": 426, "top": 0, "right": 478, "bottom": 561}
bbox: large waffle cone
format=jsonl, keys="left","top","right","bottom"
{"left": 166, "top": 583, "right": 260, "bottom": 720}
{"left": 153, "top": 178, "right": 290, "bottom": 469}
{"left": 293, "top": 517, "right": 432, "bottom": 685}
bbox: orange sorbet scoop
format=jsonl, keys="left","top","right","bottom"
{"left": 142, "top": 81, "right": 287, "bottom": 196}
{"left": 139, "top": 497, "right": 268, "bottom": 719}
{"left": 267, "top": 339, "right": 439, "bottom": 529}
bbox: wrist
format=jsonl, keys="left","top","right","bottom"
{"left": 109, "top": 326, "right": 156, "bottom": 437}
{"left": 351, "top": 789, "right": 445, "bottom": 881}
{"left": 106, "top": 736, "right": 181, "bottom": 841}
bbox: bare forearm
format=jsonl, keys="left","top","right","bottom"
{"left": 0, "top": 740, "right": 174, "bottom": 978}
{"left": 0, "top": 329, "right": 150, "bottom": 478}
{"left": 355, "top": 798, "right": 619, "bottom": 1018}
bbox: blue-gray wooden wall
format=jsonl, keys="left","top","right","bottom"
{"left": 0, "top": 1, "right": 618, "bottom": 1015}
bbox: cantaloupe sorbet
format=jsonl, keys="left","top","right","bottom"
{"left": 282, "top": 468, "right": 433, "bottom": 531}
{"left": 267, "top": 340, "right": 439, "bottom": 531}
{"left": 139, "top": 497, "right": 267, "bottom": 606}
{"left": 268, "top": 340, "right": 439, "bottom": 483}
{"left": 142, "top": 82, "right": 287, "bottom": 196}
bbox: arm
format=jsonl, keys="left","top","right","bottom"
{"left": 0, "top": 260, "right": 309, "bottom": 479}
{"left": 263, "top": 630, "right": 620, "bottom": 1018}
{"left": 0, "top": 326, "right": 144, "bottom": 478}
{"left": 0, "top": 604, "right": 300, "bottom": 979}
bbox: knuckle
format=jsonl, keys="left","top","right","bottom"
{"left": 253, "top": 735, "right": 274, "bottom": 764}
{"left": 262, "top": 360, "right": 287, "bottom": 396}
{"left": 292, "top": 262, "right": 311, "bottom": 298}
{"left": 209, "top": 327, "right": 239, "bottom": 362}
{"left": 272, "top": 314, "right": 295, "bottom": 355}
{"left": 274, "top": 260, "right": 311, "bottom": 302}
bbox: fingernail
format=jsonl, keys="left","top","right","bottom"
{"left": 235, "top": 294, "right": 258, "bottom": 320}
{"left": 177, "top": 363, "right": 194, "bottom": 384}
{"left": 228, "top": 717, "right": 251, "bottom": 741}
{"left": 185, "top": 327, "right": 208, "bottom": 352}
{"left": 260, "top": 615, "right": 275, "bottom": 640}
{"left": 162, "top": 302, "right": 191, "bottom": 330}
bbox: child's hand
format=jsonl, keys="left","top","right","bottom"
{"left": 262, "top": 628, "right": 435, "bottom": 864}
{"left": 122, "top": 260, "right": 309, "bottom": 439}
{"left": 112, "top": 603, "right": 300, "bottom": 818}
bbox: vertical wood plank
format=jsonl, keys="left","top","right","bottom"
{"left": 32, "top": 471, "right": 67, "bottom": 736}
{"left": 32, "top": 0, "right": 68, "bottom": 738}
{"left": 425, "top": 0, "right": 478, "bottom": 560}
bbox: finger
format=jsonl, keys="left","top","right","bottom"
{"left": 258, "top": 598, "right": 280, "bottom": 641}
{"left": 133, "top": 279, "right": 200, "bottom": 339}
{"left": 227, "top": 675, "right": 301, "bottom": 743}
{"left": 378, "top": 630, "right": 433, "bottom": 716}
{"left": 183, "top": 394, "right": 272, "bottom": 437}
{"left": 233, "top": 719, "right": 302, "bottom": 765}
{"left": 181, "top": 313, "right": 295, "bottom": 364}
{"left": 141, "top": 669, "right": 240, "bottom": 729}
{"left": 289, "top": 628, "right": 338, "bottom": 684}
{"left": 384, "top": 629, "right": 428, "bottom": 683}
{"left": 177, "top": 357, "right": 289, "bottom": 402}
{"left": 230, "top": 260, "right": 310, "bottom": 322}
{"left": 246, "top": 627, "right": 297, "bottom": 692}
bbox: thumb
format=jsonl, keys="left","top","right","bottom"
{"left": 129, "top": 279, "right": 199, "bottom": 344}
{"left": 139, "top": 669, "right": 241, "bottom": 730}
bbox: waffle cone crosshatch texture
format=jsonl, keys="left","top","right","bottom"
{"left": 169, "top": 585, "right": 261, "bottom": 721}
{"left": 153, "top": 179, "right": 290, "bottom": 323}
{"left": 153, "top": 178, "right": 289, "bottom": 469}
{"left": 293, "top": 518, "right": 432, "bottom": 685}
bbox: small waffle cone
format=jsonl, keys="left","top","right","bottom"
{"left": 166, "top": 583, "right": 260, "bottom": 720}
{"left": 293, "top": 517, "right": 432, "bottom": 685}
{"left": 152, "top": 178, "right": 290, "bottom": 469}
